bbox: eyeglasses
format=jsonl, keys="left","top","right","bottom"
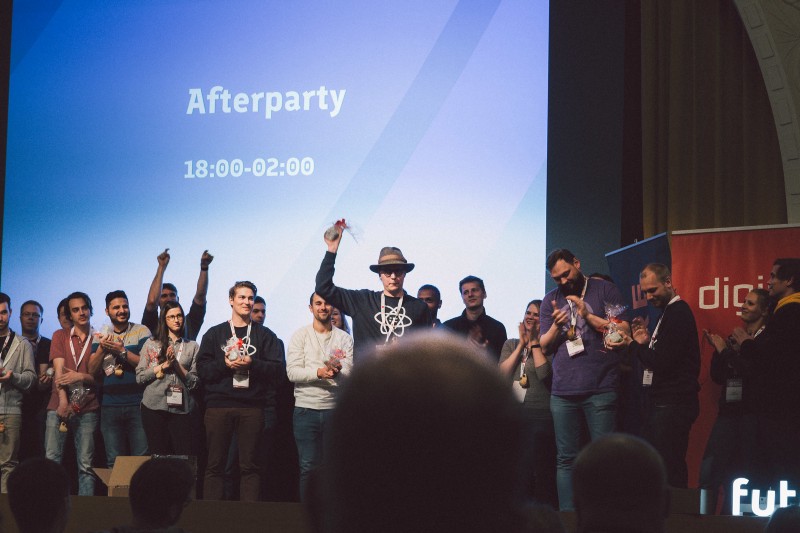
{"left": 21, "top": 312, "right": 41, "bottom": 319}
{"left": 165, "top": 314, "right": 184, "bottom": 321}
{"left": 380, "top": 270, "right": 406, "bottom": 278}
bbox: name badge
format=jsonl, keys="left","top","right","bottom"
{"left": 103, "top": 354, "right": 115, "bottom": 376}
{"left": 566, "top": 338, "right": 585, "bottom": 357}
{"left": 233, "top": 371, "right": 250, "bottom": 389}
{"left": 166, "top": 384, "right": 184, "bottom": 407}
{"left": 642, "top": 369, "right": 654, "bottom": 387}
{"left": 725, "top": 378, "right": 743, "bottom": 403}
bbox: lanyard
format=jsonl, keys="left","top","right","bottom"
{"left": 229, "top": 320, "right": 252, "bottom": 340}
{"left": 520, "top": 344, "right": 529, "bottom": 378}
{"left": 0, "top": 333, "right": 13, "bottom": 367}
{"left": 69, "top": 327, "right": 93, "bottom": 368}
{"left": 28, "top": 334, "right": 41, "bottom": 352}
{"left": 176, "top": 339, "right": 185, "bottom": 360}
{"left": 379, "top": 293, "right": 405, "bottom": 343}
{"left": 565, "top": 277, "right": 589, "bottom": 329}
{"left": 649, "top": 295, "right": 681, "bottom": 349}
{"left": 311, "top": 327, "right": 332, "bottom": 359}
{"left": 169, "top": 337, "right": 185, "bottom": 361}
{"left": 228, "top": 320, "right": 255, "bottom": 359}
{"left": 168, "top": 337, "right": 185, "bottom": 385}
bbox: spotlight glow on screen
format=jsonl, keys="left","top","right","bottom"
{"left": 3, "top": 0, "right": 549, "bottom": 341}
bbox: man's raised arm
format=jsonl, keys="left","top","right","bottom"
{"left": 193, "top": 250, "right": 214, "bottom": 305}
{"left": 144, "top": 249, "right": 170, "bottom": 313}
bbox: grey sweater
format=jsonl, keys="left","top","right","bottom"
{"left": 136, "top": 338, "right": 199, "bottom": 414}
{"left": 0, "top": 333, "right": 36, "bottom": 415}
{"left": 499, "top": 339, "right": 553, "bottom": 415}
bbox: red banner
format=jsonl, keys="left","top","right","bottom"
{"left": 671, "top": 225, "right": 800, "bottom": 488}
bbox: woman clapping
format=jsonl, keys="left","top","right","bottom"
{"left": 136, "top": 301, "right": 199, "bottom": 455}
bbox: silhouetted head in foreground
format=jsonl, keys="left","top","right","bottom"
{"left": 573, "top": 433, "right": 670, "bottom": 533}
{"left": 9, "top": 458, "right": 70, "bottom": 533}
{"left": 129, "top": 457, "right": 194, "bottom": 530}
{"left": 323, "top": 332, "right": 525, "bottom": 533}
{"left": 766, "top": 505, "right": 800, "bottom": 533}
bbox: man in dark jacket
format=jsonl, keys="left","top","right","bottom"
{"left": 608, "top": 263, "right": 700, "bottom": 488}
{"left": 739, "top": 258, "right": 800, "bottom": 488}
{"left": 315, "top": 231, "right": 431, "bottom": 362}
{"left": 197, "top": 281, "right": 284, "bottom": 501}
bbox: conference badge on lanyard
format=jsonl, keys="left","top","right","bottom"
{"left": 565, "top": 281, "right": 588, "bottom": 357}
{"left": 166, "top": 384, "right": 184, "bottom": 407}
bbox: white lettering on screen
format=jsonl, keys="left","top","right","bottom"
{"left": 186, "top": 85, "right": 346, "bottom": 119}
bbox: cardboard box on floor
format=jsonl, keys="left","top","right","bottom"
{"left": 93, "top": 455, "right": 197, "bottom": 497}
{"left": 93, "top": 456, "right": 150, "bottom": 497}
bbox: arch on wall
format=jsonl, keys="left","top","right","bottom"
{"left": 735, "top": 0, "right": 800, "bottom": 223}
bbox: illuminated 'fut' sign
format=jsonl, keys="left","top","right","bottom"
{"left": 732, "top": 478, "right": 797, "bottom": 517}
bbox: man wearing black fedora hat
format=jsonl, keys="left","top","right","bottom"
{"left": 315, "top": 232, "right": 432, "bottom": 362}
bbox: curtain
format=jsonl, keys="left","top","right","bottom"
{"left": 640, "top": 0, "right": 786, "bottom": 236}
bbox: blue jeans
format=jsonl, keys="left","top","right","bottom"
{"left": 550, "top": 392, "right": 617, "bottom": 510}
{"left": 46, "top": 410, "right": 98, "bottom": 496}
{"left": 293, "top": 407, "right": 333, "bottom": 501}
{"left": 100, "top": 404, "right": 149, "bottom": 468}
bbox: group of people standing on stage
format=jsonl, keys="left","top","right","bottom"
{"left": 0, "top": 229, "right": 797, "bottom": 514}
{"left": 491, "top": 252, "right": 800, "bottom": 514}
{"left": 485, "top": 251, "right": 800, "bottom": 514}
{"left": 312, "top": 230, "right": 800, "bottom": 512}
{"left": 700, "top": 259, "right": 800, "bottom": 513}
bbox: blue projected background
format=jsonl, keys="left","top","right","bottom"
{"left": 3, "top": 0, "right": 549, "bottom": 341}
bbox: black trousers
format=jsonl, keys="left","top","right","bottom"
{"left": 641, "top": 400, "right": 699, "bottom": 488}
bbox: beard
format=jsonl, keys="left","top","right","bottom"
{"left": 562, "top": 272, "right": 586, "bottom": 296}
{"left": 111, "top": 317, "right": 130, "bottom": 330}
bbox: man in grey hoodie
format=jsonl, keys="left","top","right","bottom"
{"left": 0, "top": 292, "right": 36, "bottom": 492}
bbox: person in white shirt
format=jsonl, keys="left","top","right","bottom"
{"left": 286, "top": 292, "right": 353, "bottom": 501}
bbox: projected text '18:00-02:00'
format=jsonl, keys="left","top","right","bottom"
{"left": 184, "top": 157, "right": 315, "bottom": 179}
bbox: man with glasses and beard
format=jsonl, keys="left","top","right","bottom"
{"left": 18, "top": 300, "right": 52, "bottom": 460}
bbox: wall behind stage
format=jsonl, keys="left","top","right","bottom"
{"left": 545, "top": 0, "right": 632, "bottom": 287}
